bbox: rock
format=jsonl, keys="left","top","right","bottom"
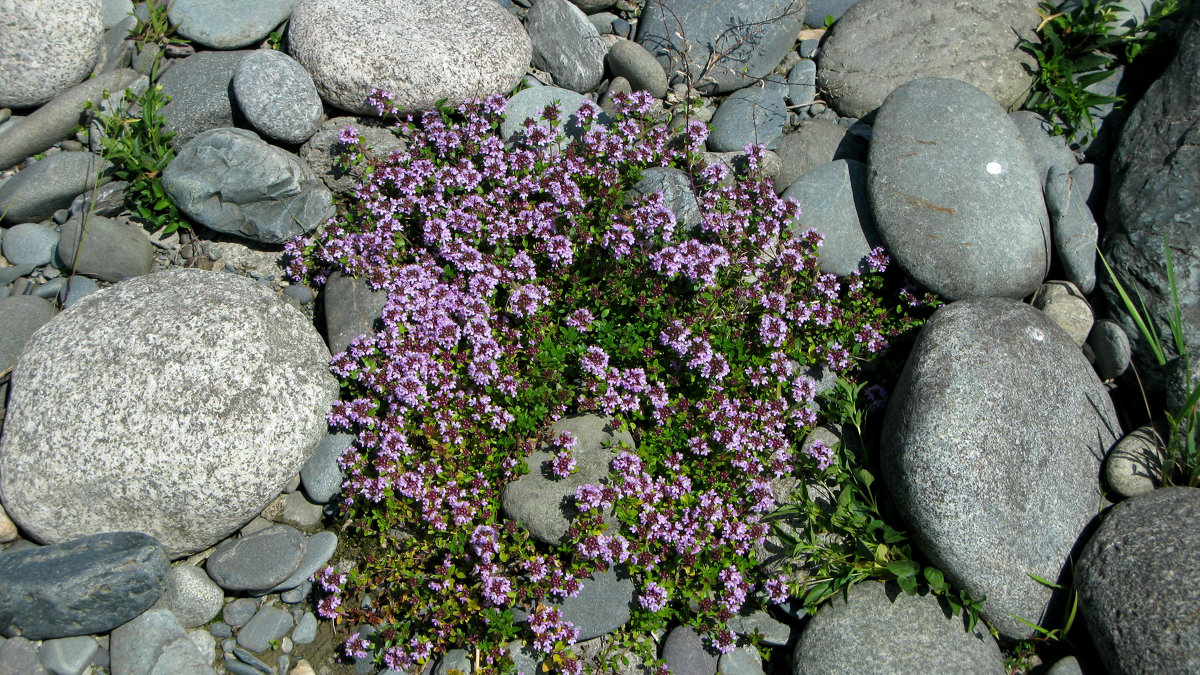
{"left": 628, "top": 167, "right": 703, "bottom": 235}
{"left": 162, "top": 127, "right": 335, "bottom": 244}
{"left": 817, "top": 0, "right": 1037, "bottom": 119}
{"left": 205, "top": 525, "right": 307, "bottom": 593}
{"left": 1030, "top": 281, "right": 1093, "bottom": 347}
{"left": 1045, "top": 167, "right": 1099, "bottom": 294}
{"left": 110, "top": 607, "right": 215, "bottom": 675}
{"left": 1045, "top": 656, "right": 1083, "bottom": 675}
{"left": 268, "top": 530, "right": 338, "bottom": 593}
{"left": 0, "top": 262, "right": 35, "bottom": 287}
{"left": 600, "top": 76, "right": 632, "bottom": 115}
{"left": 103, "top": 0, "right": 133, "bottom": 29}
{"left": 300, "top": 117, "right": 406, "bottom": 197}
{"left": 300, "top": 432, "right": 351, "bottom": 504}
{"left": 708, "top": 83, "right": 788, "bottom": 153}
{"left": 57, "top": 276, "right": 100, "bottom": 307}
{"left": 223, "top": 598, "right": 259, "bottom": 628}
{"left": 292, "top": 613, "right": 318, "bottom": 645}
{"left": 0, "top": 637, "right": 48, "bottom": 675}
{"left": 525, "top": 0, "right": 607, "bottom": 94}
{"left": 0, "top": 0, "right": 104, "bottom": 108}
{"left": 158, "top": 50, "right": 250, "bottom": 148}
{"left": 233, "top": 49, "right": 324, "bottom": 145}
{"left": 868, "top": 78, "right": 1049, "bottom": 300}
{"left": 791, "top": 582, "right": 1004, "bottom": 674}
{"left": 1075, "top": 487, "right": 1200, "bottom": 674}
{"left": 0, "top": 293, "right": 57, "bottom": 373}
{"left": 287, "top": 0, "right": 530, "bottom": 114}
{"left": 39, "top": 636, "right": 97, "bottom": 675}
{"left": 501, "top": 413, "right": 633, "bottom": 545}
{"left": 783, "top": 159, "right": 880, "bottom": 277}
{"left": 150, "top": 565, "right": 225, "bottom": 629}
{"left": 556, "top": 568, "right": 635, "bottom": 641}
{"left": 728, "top": 610, "right": 791, "bottom": 647}
{"left": 0, "top": 532, "right": 169, "bottom": 640}
{"left": 636, "top": 0, "right": 804, "bottom": 94}
{"left": 0, "top": 68, "right": 141, "bottom": 171}
{"left": 187, "top": 630, "right": 215, "bottom": 666}
{"left": 69, "top": 180, "right": 129, "bottom": 220}
{"left": 322, "top": 271, "right": 388, "bottom": 355}
{"left": 56, "top": 215, "right": 155, "bottom": 282}
{"left": 0, "top": 504, "right": 16, "bottom": 543}
{"left": 1010, "top": 111, "right": 1079, "bottom": 182}
{"left": 169, "top": 0, "right": 298, "bottom": 50}
{"left": 881, "top": 298, "right": 1119, "bottom": 638}
{"left": 772, "top": 119, "right": 865, "bottom": 194}
{"left": 499, "top": 86, "right": 613, "bottom": 146}
{"left": 1104, "top": 425, "right": 1165, "bottom": 498}
{"left": 607, "top": 39, "right": 668, "bottom": 99}
{"left": 804, "top": 0, "right": 859, "bottom": 26}
{"left": 787, "top": 59, "right": 817, "bottom": 108}
{"left": 1089, "top": 319, "right": 1132, "bottom": 380}
{"left": 1101, "top": 3, "right": 1200, "bottom": 392}
{"left": 236, "top": 606, "right": 293, "bottom": 653}
{"left": 0, "top": 268, "right": 338, "bottom": 558}
{"left": 718, "top": 644, "right": 763, "bottom": 675}
{"left": 275, "top": 492, "right": 324, "bottom": 530}
{"left": 0, "top": 152, "right": 111, "bottom": 224}
{"left": 662, "top": 626, "right": 717, "bottom": 675}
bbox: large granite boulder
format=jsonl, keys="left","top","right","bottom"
{"left": 0, "top": 0, "right": 104, "bottom": 108}
{"left": 1075, "top": 487, "right": 1200, "bottom": 674}
{"left": 1101, "top": 2, "right": 1200, "bottom": 392}
{"left": 817, "top": 0, "right": 1039, "bottom": 119}
{"left": 881, "top": 298, "right": 1119, "bottom": 639}
{"left": 287, "top": 0, "right": 530, "bottom": 114}
{"left": 868, "top": 78, "right": 1049, "bottom": 300}
{"left": 0, "top": 268, "right": 338, "bottom": 558}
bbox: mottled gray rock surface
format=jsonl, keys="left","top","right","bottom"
{"left": 169, "top": 0, "right": 298, "bottom": 50}
{"left": 233, "top": 49, "right": 324, "bottom": 145}
{"left": 0, "top": 0, "right": 104, "bottom": 108}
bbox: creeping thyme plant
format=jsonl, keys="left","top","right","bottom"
{"left": 287, "top": 90, "right": 948, "bottom": 673}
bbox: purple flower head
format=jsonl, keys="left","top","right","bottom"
{"left": 806, "top": 439, "right": 835, "bottom": 470}
{"left": 638, "top": 581, "right": 668, "bottom": 612}
{"left": 566, "top": 308, "right": 594, "bottom": 331}
{"left": 864, "top": 384, "right": 889, "bottom": 412}
{"left": 867, "top": 246, "right": 890, "bottom": 273}
{"left": 550, "top": 450, "right": 576, "bottom": 478}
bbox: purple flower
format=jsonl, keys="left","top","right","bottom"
{"left": 566, "top": 308, "right": 594, "bottom": 330}
{"left": 638, "top": 581, "right": 668, "bottom": 612}
{"left": 806, "top": 439, "right": 835, "bottom": 470}
{"left": 550, "top": 450, "right": 576, "bottom": 478}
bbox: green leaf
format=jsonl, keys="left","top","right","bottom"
{"left": 887, "top": 560, "right": 920, "bottom": 579}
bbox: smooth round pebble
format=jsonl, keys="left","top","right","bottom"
{"left": 233, "top": 49, "right": 324, "bottom": 145}
{"left": 1105, "top": 425, "right": 1165, "bottom": 498}
{"left": 2, "top": 223, "right": 60, "bottom": 267}
{"left": 1089, "top": 319, "right": 1132, "bottom": 381}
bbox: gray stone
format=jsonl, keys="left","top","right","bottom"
{"left": 0, "top": 637, "right": 48, "bottom": 675}
{"left": 301, "top": 432, "right": 352, "bottom": 504}
{"left": 38, "top": 636, "right": 97, "bottom": 675}
{"left": 57, "top": 276, "right": 100, "bottom": 307}
{"left": 322, "top": 272, "right": 388, "bottom": 355}
{"left": 589, "top": 12, "right": 618, "bottom": 35}
{"left": 0, "top": 69, "right": 140, "bottom": 171}
{"left": 607, "top": 39, "right": 668, "bottom": 99}
{"left": 223, "top": 598, "right": 259, "bottom": 628}
{"left": 225, "top": 656, "right": 264, "bottom": 675}
{"left": 281, "top": 580, "right": 311, "bottom": 604}
{"left": 637, "top": 0, "right": 804, "bottom": 94}
{"left": 708, "top": 84, "right": 788, "bottom": 153}
{"left": 662, "top": 626, "right": 717, "bottom": 675}
{"left": 0, "top": 295, "right": 55, "bottom": 374}
{"left": 506, "top": 640, "right": 542, "bottom": 675}
{"left": 1045, "top": 656, "right": 1083, "bottom": 675}
{"left": 236, "top": 606, "right": 293, "bottom": 653}
{"left": 69, "top": 180, "right": 128, "bottom": 220}
{"left": 34, "top": 278, "right": 65, "bottom": 300}
{"left": 103, "top": 0, "right": 133, "bottom": 29}
{"left": 56, "top": 215, "right": 154, "bottom": 282}
{"left": 501, "top": 413, "right": 633, "bottom": 545}
{"left": 232, "top": 647, "right": 273, "bottom": 673}
{"left": 162, "top": 127, "right": 334, "bottom": 245}
{"left": 556, "top": 568, "right": 635, "bottom": 641}
{"left": 600, "top": 77, "right": 632, "bottom": 115}
{"left": 287, "top": 0, "right": 530, "bottom": 114}
{"left": 791, "top": 582, "right": 1004, "bottom": 674}
{"left": 150, "top": 565, "right": 224, "bottom": 629}
{"left": 1030, "top": 281, "right": 1093, "bottom": 347}
{"left": 0, "top": 532, "right": 169, "bottom": 640}
{"left": 159, "top": 51, "right": 250, "bottom": 149}
{"left": 727, "top": 610, "right": 791, "bottom": 647}
{"left": 1104, "top": 425, "right": 1165, "bottom": 498}
{"left": 772, "top": 119, "right": 865, "bottom": 194}
{"left": 1045, "top": 168, "right": 1098, "bottom": 294}
{"left": 0, "top": 152, "right": 111, "bottom": 224}
{"left": 300, "top": 117, "right": 406, "bottom": 197}
{"left": 187, "top": 630, "right": 215, "bottom": 666}
{"left": 499, "top": 86, "right": 612, "bottom": 146}
{"left": 109, "top": 608, "right": 215, "bottom": 675}
{"left": 868, "top": 78, "right": 1049, "bottom": 300}
{"left": 170, "top": 0, "right": 297, "bottom": 50}
{"left": 275, "top": 491, "right": 325, "bottom": 530}
{"left": 1070, "top": 162, "right": 1105, "bottom": 215}
{"left": 0, "top": 0, "right": 104, "bottom": 108}
{"left": 817, "top": 0, "right": 1037, "bottom": 119}
{"left": 628, "top": 167, "right": 703, "bottom": 235}
{"left": 0, "top": 262, "right": 35, "bottom": 287}
{"left": 434, "top": 649, "right": 473, "bottom": 675}
{"left": 881, "top": 298, "right": 1118, "bottom": 639}
{"left": 572, "top": 0, "right": 616, "bottom": 10}
{"left": 1100, "top": 4, "right": 1200, "bottom": 393}
{"left": 94, "top": 16, "right": 136, "bottom": 75}
{"left": 0, "top": 268, "right": 338, "bottom": 558}
{"left": 206, "top": 525, "right": 307, "bottom": 593}
{"left": 526, "top": 0, "right": 607, "bottom": 94}
{"left": 718, "top": 644, "right": 763, "bottom": 675}
{"left": 233, "top": 49, "right": 323, "bottom": 145}
{"left": 268, "top": 530, "right": 338, "bottom": 593}
{"left": 783, "top": 159, "right": 880, "bottom": 277}
{"left": 1010, "top": 111, "right": 1079, "bottom": 182}
{"left": 208, "top": 621, "right": 233, "bottom": 638}
{"left": 787, "top": 59, "right": 817, "bottom": 108}
{"left": 291, "top": 612, "right": 317, "bottom": 645}
{"left": 1076, "top": 487, "right": 1200, "bottom": 674}
{"left": 804, "top": 0, "right": 860, "bottom": 26}
{"left": 1089, "top": 319, "right": 1132, "bottom": 381}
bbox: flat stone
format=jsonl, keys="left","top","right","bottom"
{"left": 556, "top": 568, "right": 635, "bottom": 641}
{"left": 291, "top": 612, "right": 318, "bottom": 645}
{"left": 223, "top": 598, "right": 259, "bottom": 628}
{"left": 0, "top": 295, "right": 56, "bottom": 375}
{"left": 718, "top": 644, "right": 763, "bottom": 675}
{"left": 0, "top": 152, "right": 111, "bottom": 224}
{"left": 791, "top": 582, "right": 1004, "bottom": 674}
{"left": 236, "top": 606, "right": 293, "bottom": 653}
{"left": 109, "top": 607, "right": 215, "bottom": 675}
{"left": 0, "top": 532, "right": 169, "bottom": 640}
{"left": 1030, "top": 281, "right": 1093, "bottom": 347}
{"left": 1089, "top": 319, "right": 1132, "bottom": 381}
{"left": 322, "top": 272, "right": 388, "bottom": 355}
{"left": 1076, "top": 487, "right": 1200, "bottom": 674}
{"left": 662, "top": 626, "right": 717, "bottom": 675}
{"left": 881, "top": 298, "right": 1118, "bottom": 639}
{"left": 233, "top": 49, "right": 324, "bottom": 145}
{"left": 162, "top": 127, "right": 334, "bottom": 245}
{"left": 268, "top": 530, "right": 338, "bottom": 593}
{"left": 0, "top": 637, "right": 47, "bottom": 675}
{"left": 56, "top": 215, "right": 154, "bottom": 282}
{"left": 727, "top": 610, "right": 791, "bottom": 647}
{"left": 787, "top": 59, "right": 817, "bottom": 108}
{"left": 170, "top": 0, "right": 298, "bottom": 50}
{"left": 772, "top": 119, "right": 865, "bottom": 194}
{"left": 1010, "top": 111, "right": 1079, "bottom": 182}
{"left": 300, "top": 432, "right": 352, "bottom": 504}
{"left": 0, "top": 0, "right": 104, "bottom": 108}
{"left": 708, "top": 83, "right": 788, "bottom": 153}
{"left": 188, "top": 629, "right": 215, "bottom": 666}
{"left": 0, "top": 268, "right": 337, "bottom": 558}
{"left": 1104, "top": 426, "right": 1164, "bottom": 498}
{"left": 499, "top": 86, "right": 611, "bottom": 146}
{"left": 158, "top": 51, "right": 250, "bottom": 149}
{"left": 606, "top": 39, "right": 668, "bottom": 98}
{"left": 38, "top": 636, "right": 98, "bottom": 675}
{"left": 803, "top": 0, "right": 859, "bottom": 26}
{"left": 526, "top": 0, "right": 607, "bottom": 93}
{"left": 818, "top": 0, "right": 1037, "bottom": 119}
{"left": 287, "top": 0, "right": 530, "bottom": 114}
{"left": 783, "top": 159, "right": 881, "bottom": 277}
{"left": 628, "top": 167, "right": 703, "bottom": 235}
{"left": 1045, "top": 168, "right": 1098, "bottom": 294}
{"left": 57, "top": 276, "right": 100, "bottom": 307}
{"left": 206, "top": 525, "right": 307, "bottom": 593}
{"left": 69, "top": 180, "right": 129, "bottom": 220}
{"left": 150, "top": 565, "right": 224, "bottom": 629}
{"left": 275, "top": 491, "right": 325, "bottom": 530}
{"left": 868, "top": 78, "right": 1049, "bottom": 300}
{"left": 0, "top": 504, "right": 16, "bottom": 543}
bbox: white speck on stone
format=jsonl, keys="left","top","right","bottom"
{"left": 986, "top": 162, "right": 1004, "bottom": 175}
{"left": 1026, "top": 326, "right": 1045, "bottom": 342}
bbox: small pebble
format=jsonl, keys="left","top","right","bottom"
{"left": 224, "top": 598, "right": 259, "bottom": 628}
{"left": 209, "top": 621, "right": 234, "bottom": 638}
{"left": 60, "top": 140, "right": 84, "bottom": 152}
